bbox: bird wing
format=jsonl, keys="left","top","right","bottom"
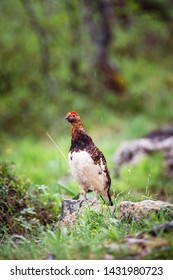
{"left": 87, "top": 144, "right": 111, "bottom": 191}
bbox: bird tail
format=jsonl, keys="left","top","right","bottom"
{"left": 107, "top": 193, "right": 113, "bottom": 206}
{"left": 101, "top": 192, "right": 113, "bottom": 206}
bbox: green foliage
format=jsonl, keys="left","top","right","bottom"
{"left": 0, "top": 162, "right": 60, "bottom": 237}
{"left": 112, "top": 152, "right": 173, "bottom": 202}
{"left": 0, "top": 0, "right": 173, "bottom": 136}
{"left": 119, "top": 153, "right": 163, "bottom": 190}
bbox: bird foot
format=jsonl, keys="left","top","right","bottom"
{"left": 79, "top": 197, "right": 88, "bottom": 207}
{"left": 90, "top": 198, "right": 98, "bottom": 206}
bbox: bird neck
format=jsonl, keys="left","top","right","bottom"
{"left": 70, "top": 121, "right": 92, "bottom": 151}
{"left": 71, "top": 121, "right": 85, "bottom": 140}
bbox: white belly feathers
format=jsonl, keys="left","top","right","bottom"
{"left": 68, "top": 150, "right": 107, "bottom": 195}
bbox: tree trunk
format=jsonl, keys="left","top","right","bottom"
{"left": 82, "top": 0, "right": 126, "bottom": 95}
{"left": 21, "top": 0, "right": 52, "bottom": 95}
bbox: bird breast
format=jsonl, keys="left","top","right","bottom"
{"left": 68, "top": 150, "right": 108, "bottom": 194}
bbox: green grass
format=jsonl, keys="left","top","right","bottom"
{"left": 114, "top": 153, "right": 173, "bottom": 200}
{"left": 1, "top": 105, "right": 173, "bottom": 260}
{"left": 1, "top": 36, "right": 173, "bottom": 259}
{"left": 0, "top": 198, "right": 173, "bottom": 260}
{"left": 0, "top": 136, "right": 68, "bottom": 186}
{"left": 0, "top": 124, "right": 173, "bottom": 259}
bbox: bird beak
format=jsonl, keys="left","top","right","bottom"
{"left": 65, "top": 114, "right": 70, "bottom": 121}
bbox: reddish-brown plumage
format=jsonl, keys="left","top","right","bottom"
{"left": 65, "top": 112, "right": 113, "bottom": 206}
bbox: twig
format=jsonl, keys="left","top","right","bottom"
{"left": 46, "top": 132, "right": 68, "bottom": 164}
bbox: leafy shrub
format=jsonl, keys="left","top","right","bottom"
{"left": 0, "top": 162, "right": 60, "bottom": 237}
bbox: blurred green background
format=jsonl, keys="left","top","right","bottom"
{"left": 1, "top": 0, "right": 173, "bottom": 260}
{"left": 0, "top": 0, "right": 173, "bottom": 190}
{"left": 0, "top": 0, "right": 173, "bottom": 193}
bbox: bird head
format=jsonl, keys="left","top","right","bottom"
{"left": 65, "top": 111, "right": 81, "bottom": 124}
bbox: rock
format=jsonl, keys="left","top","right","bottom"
{"left": 122, "top": 233, "right": 168, "bottom": 259}
{"left": 58, "top": 199, "right": 115, "bottom": 227}
{"left": 105, "top": 232, "right": 169, "bottom": 259}
{"left": 105, "top": 221, "right": 173, "bottom": 259}
{"left": 57, "top": 198, "right": 173, "bottom": 259}
{"left": 43, "top": 252, "right": 56, "bottom": 260}
{"left": 58, "top": 199, "right": 83, "bottom": 227}
{"left": 59, "top": 199, "right": 173, "bottom": 227}
{"left": 146, "top": 221, "right": 173, "bottom": 237}
{"left": 121, "top": 221, "right": 173, "bottom": 259}
{"left": 118, "top": 200, "right": 173, "bottom": 221}
{"left": 114, "top": 126, "right": 173, "bottom": 176}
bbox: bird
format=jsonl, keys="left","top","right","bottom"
{"left": 65, "top": 111, "right": 113, "bottom": 206}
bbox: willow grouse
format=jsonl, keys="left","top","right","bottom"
{"left": 65, "top": 111, "right": 113, "bottom": 206}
